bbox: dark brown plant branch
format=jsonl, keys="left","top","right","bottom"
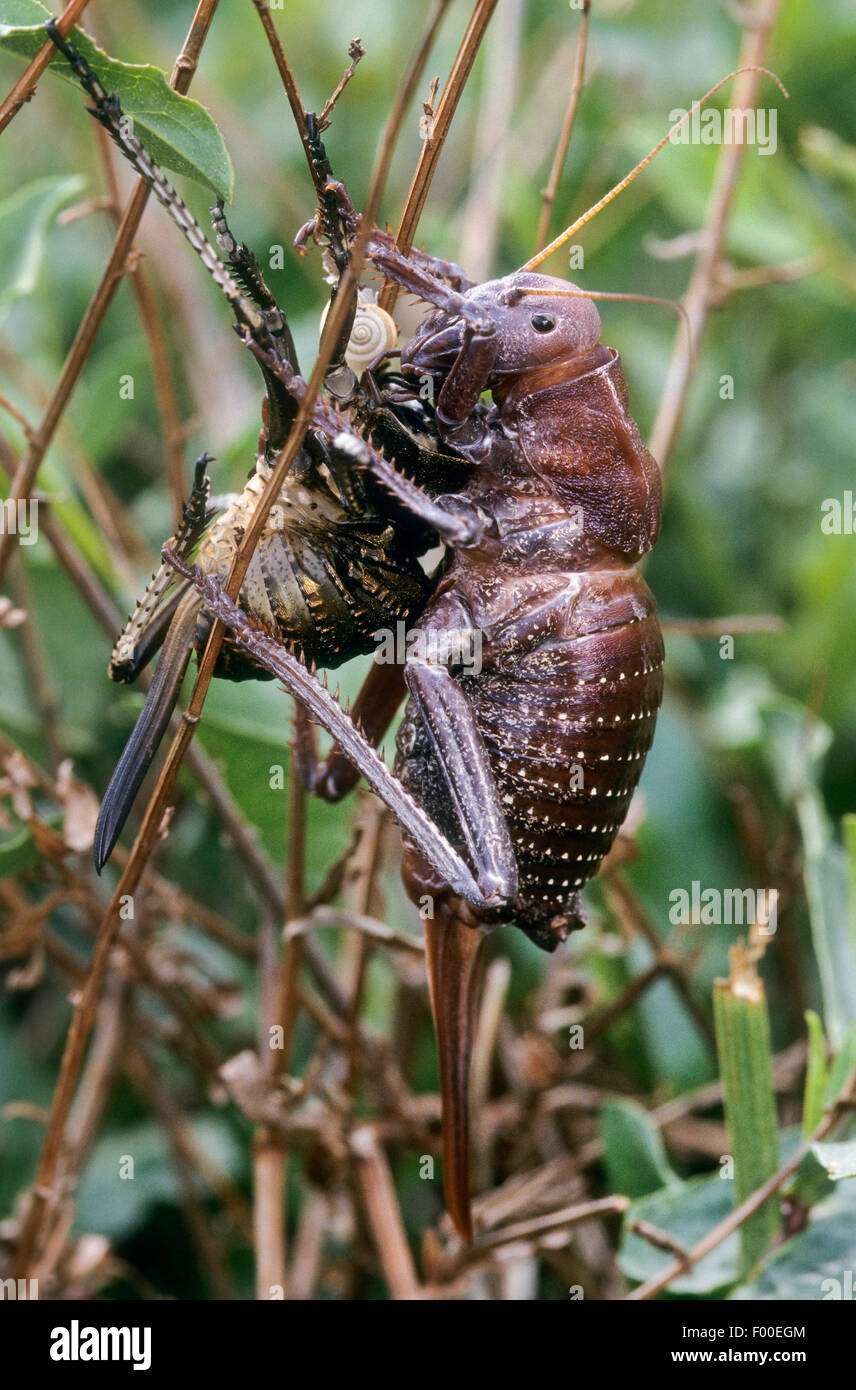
{"left": 0, "top": 0, "right": 93, "bottom": 135}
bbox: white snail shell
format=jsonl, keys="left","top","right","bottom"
{"left": 319, "top": 291, "right": 398, "bottom": 373}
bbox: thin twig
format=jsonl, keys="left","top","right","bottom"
{"left": 283, "top": 905, "right": 424, "bottom": 958}
{"left": 11, "top": 0, "right": 432, "bottom": 1278}
{"left": 434, "top": 1195, "right": 630, "bottom": 1283}
{"left": 457, "top": 0, "right": 524, "bottom": 283}
{"left": 8, "top": 558, "right": 64, "bottom": 771}
{"left": 379, "top": 0, "right": 497, "bottom": 312}
{"left": 605, "top": 870, "right": 716, "bottom": 1049}
{"left": 649, "top": 0, "right": 785, "bottom": 476}
{"left": 9, "top": 0, "right": 224, "bottom": 1277}
{"left": 253, "top": 746, "right": 306, "bottom": 1300}
{"left": 126, "top": 1046, "right": 252, "bottom": 1240}
{"left": 351, "top": 1125, "right": 422, "bottom": 1299}
{"left": 0, "top": 0, "right": 93, "bottom": 134}
{"left": 0, "top": 433, "right": 346, "bottom": 1013}
{"left": 0, "top": 0, "right": 221, "bottom": 582}
{"left": 127, "top": 1049, "right": 234, "bottom": 1299}
{"left": 533, "top": 0, "right": 591, "bottom": 254}
{"left": 627, "top": 1064, "right": 856, "bottom": 1300}
{"left": 662, "top": 614, "right": 786, "bottom": 637}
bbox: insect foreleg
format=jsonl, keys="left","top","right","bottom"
{"left": 403, "top": 246, "right": 475, "bottom": 294}
{"left": 210, "top": 199, "right": 285, "bottom": 322}
{"left": 247, "top": 337, "right": 483, "bottom": 547}
{"left": 368, "top": 234, "right": 479, "bottom": 322}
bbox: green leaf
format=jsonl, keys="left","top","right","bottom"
{"left": 714, "top": 967, "right": 781, "bottom": 1275}
{"left": 824, "top": 1022, "right": 856, "bottom": 1109}
{"left": 802, "top": 1010, "right": 828, "bottom": 1138}
{"left": 761, "top": 704, "right": 856, "bottom": 1047}
{"left": 788, "top": 1134, "right": 856, "bottom": 1211}
{"left": 809, "top": 1140, "right": 856, "bottom": 1181}
{"left": 619, "top": 1173, "right": 740, "bottom": 1296}
{"left": 0, "top": 812, "right": 62, "bottom": 876}
{"left": 789, "top": 1147, "right": 836, "bottom": 1209}
{"left": 0, "top": 822, "right": 39, "bottom": 877}
{"left": 601, "top": 1098, "right": 680, "bottom": 1198}
{"left": 75, "top": 1116, "right": 242, "bottom": 1241}
{"left": 0, "top": 174, "right": 85, "bottom": 323}
{"left": 732, "top": 1188, "right": 856, "bottom": 1300}
{"left": 800, "top": 127, "right": 856, "bottom": 195}
{"left": 0, "top": 0, "right": 233, "bottom": 200}
{"left": 845, "top": 811, "right": 856, "bottom": 943}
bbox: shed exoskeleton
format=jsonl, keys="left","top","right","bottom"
{"left": 44, "top": 24, "right": 471, "bottom": 872}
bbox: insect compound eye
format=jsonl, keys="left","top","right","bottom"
{"left": 530, "top": 312, "right": 556, "bottom": 333}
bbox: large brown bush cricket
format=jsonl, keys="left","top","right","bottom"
{"left": 44, "top": 17, "right": 787, "bottom": 1247}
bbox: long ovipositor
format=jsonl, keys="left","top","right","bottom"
{"left": 168, "top": 271, "right": 665, "bottom": 1244}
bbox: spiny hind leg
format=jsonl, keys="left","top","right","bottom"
{"left": 293, "top": 660, "right": 407, "bottom": 801}
{"left": 164, "top": 550, "right": 523, "bottom": 911}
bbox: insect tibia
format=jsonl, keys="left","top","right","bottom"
{"left": 210, "top": 199, "right": 279, "bottom": 318}
{"left": 45, "top": 20, "right": 107, "bottom": 99}
{"left": 184, "top": 453, "right": 214, "bottom": 530}
{"left": 304, "top": 112, "right": 357, "bottom": 275}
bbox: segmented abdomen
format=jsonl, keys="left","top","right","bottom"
{"left": 194, "top": 473, "right": 430, "bottom": 676}
{"left": 463, "top": 582, "right": 663, "bottom": 949}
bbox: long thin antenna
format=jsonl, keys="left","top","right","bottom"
{"left": 522, "top": 66, "right": 788, "bottom": 272}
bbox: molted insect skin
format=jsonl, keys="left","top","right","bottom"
{"left": 93, "top": 452, "right": 433, "bottom": 872}
{"left": 191, "top": 462, "right": 430, "bottom": 677}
